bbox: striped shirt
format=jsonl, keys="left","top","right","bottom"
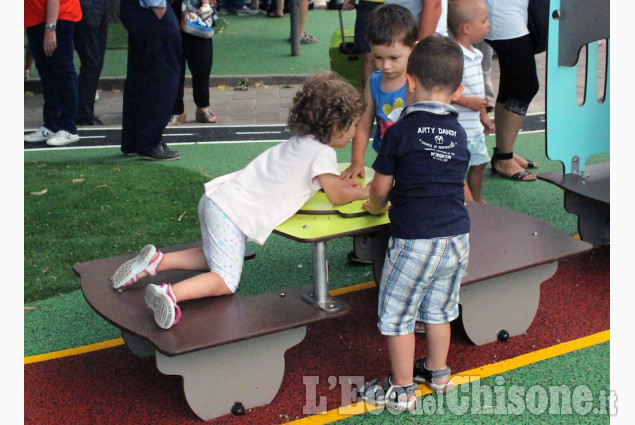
{"left": 454, "top": 44, "right": 485, "bottom": 142}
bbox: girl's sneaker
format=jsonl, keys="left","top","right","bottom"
{"left": 145, "top": 283, "right": 181, "bottom": 329}
{"left": 413, "top": 357, "right": 455, "bottom": 393}
{"left": 359, "top": 375, "right": 418, "bottom": 411}
{"left": 112, "top": 244, "right": 164, "bottom": 288}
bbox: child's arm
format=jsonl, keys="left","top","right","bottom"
{"left": 318, "top": 173, "right": 370, "bottom": 206}
{"left": 363, "top": 172, "right": 393, "bottom": 215}
{"left": 480, "top": 108, "right": 495, "bottom": 135}
{"left": 340, "top": 83, "right": 376, "bottom": 180}
{"left": 453, "top": 95, "right": 488, "bottom": 111}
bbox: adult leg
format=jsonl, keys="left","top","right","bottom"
{"left": 26, "top": 25, "right": 61, "bottom": 133}
{"left": 487, "top": 36, "right": 538, "bottom": 181}
{"left": 121, "top": 1, "right": 182, "bottom": 155}
{"left": 170, "top": 0, "right": 186, "bottom": 118}
{"left": 299, "top": 0, "right": 317, "bottom": 43}
{"left": 120, "top": 0, "right": 145, "bottom": 153}
{"left": 189, "top": 36, "right": 213, "bottom": 109}
{"left": 53, "top": 20, "right": 79, "bottom": 135}
{"left": 75, "top": 4, "right": 108, "bottom": 124}
{"left": 28, "top": 21, "right": 79, "bottom": 135}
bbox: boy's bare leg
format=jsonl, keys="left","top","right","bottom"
{"left": 467, "top": 163, "right": 486, "bottom": 202}
{"left": 386, "top": 333, "right": 416, "bottom": 386}
{"left": 423, "top": 322, "right": 451, "bottom": 385}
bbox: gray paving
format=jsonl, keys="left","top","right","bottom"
{"left": 23, "top": 53, "right": 547, "bottom": 132}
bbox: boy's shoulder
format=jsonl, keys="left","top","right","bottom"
{"left": 369, "top": 71, "right": 407, "bottom": 94}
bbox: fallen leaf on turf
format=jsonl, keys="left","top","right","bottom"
{"left": 30, "top": 189, "right": 48, "bottom": 196}
{"left": 73, "top": 177, "right": 85, "bottom": 184}
{"left": 178, "top": 211, "right": 187, "bottom": 222}
{"left": 24, "top": 306, "right": 35, "bottom": 311}
{"left": 96, "top": 184, "right": 110, "bottom": 189}
{"left": 198, "top": 165, "right": 212, "bottom": 179}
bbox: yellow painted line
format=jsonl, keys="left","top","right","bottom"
{"left": 24, "top": 338, "right": 125, "bottom": 365}
{"left": 287, "top": 330, "right": 610, "bottom": 425}
{"left": 330, "top": 281, "right": 376, "bottom": 296}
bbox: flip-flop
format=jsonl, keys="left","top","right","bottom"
{"left": 300, "top": 33, "right": 318, "bottom": 44}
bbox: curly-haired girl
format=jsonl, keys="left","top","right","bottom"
{"left": 110, "top": 72, "right": 369, "bottom": 329}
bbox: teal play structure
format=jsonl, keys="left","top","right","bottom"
{"left": 538, "top": 0, "right": 610, "bottom": 246}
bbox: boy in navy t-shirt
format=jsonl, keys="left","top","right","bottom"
{"left": 360, "top": 35, "right": 470, "bottom": 411}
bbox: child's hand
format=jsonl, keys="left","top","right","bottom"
{"left": 340, "top": 177, "right": 362, "bottom": 189}
{"left": 340, "top": 162, "right": 365, "bottom": 180}
{"left": 363, "top": 199, "right": 388, "bottom": 215}
{"left": 480, "top": 109, "right": 496, "bottom": 135}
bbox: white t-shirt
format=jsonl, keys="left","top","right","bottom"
{"left": 454, "top": 44, "right": 484, "bottom": 141}
{"left": 384, "top": 0, "right": 448, "bottom": 36}
{"left": 204, "top": 135, "right": 340, "bottom": 245}
{"left": 484, "top": 0, "right": 529, "bottom": 41}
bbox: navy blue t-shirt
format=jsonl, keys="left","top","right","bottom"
{"left": 372, "top": 102, "right": 471, "bottom": 239}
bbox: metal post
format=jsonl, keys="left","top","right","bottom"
{"left": 300, "top": 241, "right": 346, "bottom": 312}
{"left": 290, "top": 0, "right": 300, "bottom": 56}
{"left": 312, "top": 241, "right": 329, "bottom": 305}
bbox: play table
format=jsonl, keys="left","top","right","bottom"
{"left": 274, "top": 164, "right": 594, "bottom": 344}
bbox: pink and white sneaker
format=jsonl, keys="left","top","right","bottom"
{"left": 112, "top": 244, "right": 164, "bottom": 289}
{"left": 145, "top": 283, "right": 181, "bottom": 329}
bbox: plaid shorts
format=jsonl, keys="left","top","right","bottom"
{"left": 377, "top": 234, "right": 469, "bottom": 336}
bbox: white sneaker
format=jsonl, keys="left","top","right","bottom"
{"left": 25, "top": 126, "right": 55, "bottom": 143}
{"left": 145, "top": 283, "right": 181, "bottom": 329}
{"left": 46, "top": 130, "right": 80, "bottom": 146}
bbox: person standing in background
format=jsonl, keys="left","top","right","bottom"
{"left": 484, "top": 0, "right": 539, "bottom": 181}
{"left": 24, "top": 0, "right": 82, "bottom": 146}
{"left": 75, "top": 0, "right": 109, "bottom": 126}
{"left": 120, "top": 0, "right": 182, "bottom": 160}
{"left": 384, "top": 0, "right": 448, "bottom": 39}
{"left": 168, "top": 0, "right": 217, "bottom": 126}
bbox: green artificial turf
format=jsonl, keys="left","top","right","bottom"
{"left": 23, "top": 134, "right": 609, "bottom": 304}
{"left": 25, "top": 8, "right": 357, "bottom": 79}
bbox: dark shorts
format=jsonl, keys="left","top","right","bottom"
{"left": 353, "top": 1, "right": 383, "bottom": 53}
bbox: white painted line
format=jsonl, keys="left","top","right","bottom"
{"left": 24, "top": 139, "right": 285, "bottom": 152}
{"left": 236, "top": 131, "right": 284, "bottom": 135}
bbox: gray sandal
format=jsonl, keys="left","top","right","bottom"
{"left": 413, "top": 358, "right": 455, "bottom": 393}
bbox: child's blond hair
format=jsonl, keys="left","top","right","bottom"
{"left": 447, "top": 0, "right": 486, "bottom": 37}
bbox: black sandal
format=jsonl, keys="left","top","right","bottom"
{"left": 493, "top": 147, "right": 538, "bottom": 170}
{"left": 490, "top": 150, "right": 536, "bottom": 181}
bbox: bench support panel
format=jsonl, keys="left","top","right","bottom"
{"left": 564, "top": 191, "right": 610, "bottom": 247}
{"left": 156, "top": 326, "right": 307, "bottom": 421}
{"left": 460, "top": 262, "right": 557, "bottom": 346}
{"left": 122, "top": 331, "right": 155, "bottom": 358}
